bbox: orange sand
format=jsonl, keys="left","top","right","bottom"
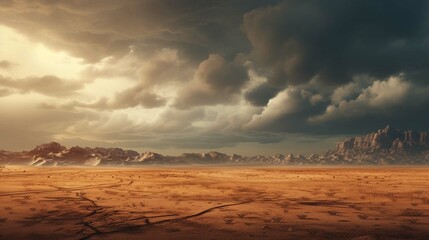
{"left": 0, "top": 166, "right": 428, "bottom": 240}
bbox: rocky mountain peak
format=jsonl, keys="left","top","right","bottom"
{"left": 2, "top": 126, "right": 429, "bottom": 166}
{"left": 336, "top": 126, "right": 429, "bottom": 154}
{"left": 29, "top": 142, "right": 66, "bottom": 156}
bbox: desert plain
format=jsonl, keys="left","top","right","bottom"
{"left": 0, "top": 166, "right": 429, "bottom": 240}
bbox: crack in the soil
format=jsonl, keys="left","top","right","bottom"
{"left": 1, "top": 175, "right": 255, "bottom": 240}
{"left": 79, "top": 200, "right": 253, "bottom": 240}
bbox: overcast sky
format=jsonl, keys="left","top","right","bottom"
{"left": 0, "top": 0, "right": 428, "bottom": 155}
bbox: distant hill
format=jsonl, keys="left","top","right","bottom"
{"left": 1, "top": 126, "right": 428, "bottom": 166}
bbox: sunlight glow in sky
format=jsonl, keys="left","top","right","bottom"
{"left": 0, "top": 1, "right": 427, "bottom": 155}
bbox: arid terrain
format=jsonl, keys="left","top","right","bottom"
{"left": 1, "top": 166, "right": 429, "bottom": 240}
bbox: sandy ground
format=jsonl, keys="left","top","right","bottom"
{"left": 0, "top": 166, "right": 429, "bottom": 240}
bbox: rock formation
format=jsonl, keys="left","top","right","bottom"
{"left": 336, "top": 126, "right": 429, "bottom": 153}
{"left": 1, "top": 126, "right": 428, "bottom": 166}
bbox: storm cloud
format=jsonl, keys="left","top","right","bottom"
{"left": 174, "top": 54, "right": 249, "bottom": 108}
{"left": 0, "top": 0, "right": 428, "bottom": 154}
{"left": 0, "top": 0, "right": 276, "bottom": 62}
{"left": 244, "top": 0, "right": 429, "bottom": 86}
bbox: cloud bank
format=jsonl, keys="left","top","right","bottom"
{"left": 0, "top": 0, "right": 428, "bottom": 154}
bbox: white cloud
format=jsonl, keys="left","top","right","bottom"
{"left": 245, "top": 87, "right": 308, "bottom": 129}
{"left": 310, "top": 76, "right": 411, "bottom": 122}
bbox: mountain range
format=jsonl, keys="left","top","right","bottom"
{"left": 1, "top": 126, "right": 428, "bottom": 166}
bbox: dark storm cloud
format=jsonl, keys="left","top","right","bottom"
{"left": 174, "top": 54, "right": 249, "bottom": 108}
{"left": 244, "top": 0, "right": 429, "bottom": 87}
{"left": 240, "top": 0, "right": 429, "bottom": 136}
{"left": 0, "top": 0, "right": 277, "bottom": 63}
{"left": 1, "top": 0, "right": 429, "bottom": 150}
{"left": 244, "top": 83, "right": 281, "bottom": 106}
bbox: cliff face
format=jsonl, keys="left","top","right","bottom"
{"left": 28, "top": 142, "right": 66, "bottom": 156}
{"left": 336, "top": 126, "right": 429, "bottom": 154}
{"left": 1, "top": 126, "right": 429, "bottom": 166}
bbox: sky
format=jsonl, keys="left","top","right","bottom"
{"left": 0, "top": 0, "right": 428, "bottom": 156}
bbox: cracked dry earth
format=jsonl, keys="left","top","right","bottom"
{"left": 1, "top": 167, "right": 429, "bottom": 240}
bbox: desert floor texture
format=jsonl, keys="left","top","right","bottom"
{"left": 0, "top": 166, "right": 429, "bottom": 240}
